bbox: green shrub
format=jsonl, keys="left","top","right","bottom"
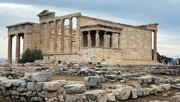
{"left": 19, "top": 49, "right": 43, "bottom": 63}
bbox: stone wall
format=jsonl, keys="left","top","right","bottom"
{"left": 78, "top": 16, "right": 152, "bottom": 64}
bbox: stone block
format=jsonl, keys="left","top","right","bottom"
{"left": 84, "top": 90, "right": 107, "bottom": 102}
{"left": 27, "top": 82, "right": 36, "bottom": 91}
{"left": 161, "top": 84, "right": 171, "bottom": 91}
{"left": 131, "top": 88, "right": 138, "bottom": 99}
{"left": 31, "top": 72, "right": 52, "bottom": 82}
{"left": 65, "top": 94, "right": 86, "bottom": 102}
{"left": 112, "top": 87, "right": 131, "bottom": 101}
{"left": 84, "top": 76, "right": 103, "bottom": 88}
{"left": 107, "top": 93, "right": 116, "bottom": 102}
{"left": 44, "top": 91, "right": 57, "bottom": 98}
{"left": 64, "top": 84, "right": 86, "bottom": 94}
{"left": 36, "top": 82, "right": 44, "bottom": 92}
{"left": 43, "top": 81, "right": 61, "bottom": 91}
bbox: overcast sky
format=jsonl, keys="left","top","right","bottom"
{"left": 0, "top": 0, "right": 180, "bottom": 58}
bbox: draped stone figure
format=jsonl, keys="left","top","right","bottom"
{"left": 107, "top": 34, "right": 110, "bottom": 47}
{"left": 112, "top": 33, "right": 119, "bottom": 48}
{"left": 96, "top": 32, "right": 100, "bottom": 46}
{"left": 104, "top": 34, "right": 107, "bottom": 47}
{"left": 87, "top": 33, "right": 91, "bottom": 47}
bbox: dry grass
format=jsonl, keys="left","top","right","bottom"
{"left": 52, "top": 74, "right": 83, "bottom": 81}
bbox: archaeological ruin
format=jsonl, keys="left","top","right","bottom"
{"left": 6, "top": 10, "right": 158, "bottom": 65}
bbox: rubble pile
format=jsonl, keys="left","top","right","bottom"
{"left": 0, "top": 63, "right": 179, "bottom": 102}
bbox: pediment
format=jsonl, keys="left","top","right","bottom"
{"left": 37, "top": 9, "right": 50, "bottom": 17}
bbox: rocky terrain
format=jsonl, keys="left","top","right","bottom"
{"left": 0, "top": 63, "right": 180, "bottom": 102}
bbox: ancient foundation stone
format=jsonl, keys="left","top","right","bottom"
{"left": 31, "top": 72, "right": 52, "bottom": 82}
{"left": 64, "top": 84, "right": 86, "bottom": 94}
{"left": 84, "top": 90, "right": 107, "bottom": 102}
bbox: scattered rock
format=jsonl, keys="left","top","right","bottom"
{"left": 112, "top": 86, "right": 131, "bottom": 101}
{"left": 43, "top": 82, "right": 61, "bottom": 91}
{"left": 64, "top": 84, "right": 86, "bottom": 94}
{"left": 107, "top": 93, "right": 116, "bottom": 102}
{"left": 31, "top": 72, "right": 52, "bottom": 82}
{"left": 65, "top": 94, "right": 86, "bottom": 102}
{"left": 84, "top": 76, "right": 103, "bottom": 88}
{"left": 85, "top": 90, "right": 107, "bottom": 102}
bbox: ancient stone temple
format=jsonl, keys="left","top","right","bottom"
{"left": 6, "top": 10, "right": 158, "bottom": 65}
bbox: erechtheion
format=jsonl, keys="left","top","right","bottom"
{"left": 6, "top": 10, "right": 158, "bottom": 65}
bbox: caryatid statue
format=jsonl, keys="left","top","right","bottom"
{"left": 96, "top": 31, "right": 100, "bottom": 46}
{"left": 112, "top": 33, "right": 119, "bottom": 48}
{"left": 103, "top": 33, "right": 107, "bottom": 47}
{"left": 87, "top": 32, "right": 91, "bottom": 47}
{"left": 107, "top": 34, "right": 110, "bottom": 47}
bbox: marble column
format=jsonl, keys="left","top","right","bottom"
{"left": 8, "top": 35, "right": 12, "bottom": 64}
{"left": 61, "top": 19, "right": 65, "bottom": 53}
{"left": 153, "top": 30, "right": 157, "bottom": 61}
{"left": 15, "top": 34, "right": 20, "bottom": 63}
{"left": 54, "top": 20, "right": 57, "bottom": 53}
{"left": 95, "top": 30, "right": 100, "bottom": 47}
{"left": 69, "top": 17, "right": 73, "bottom": 53}
{"left": 23, "top": 34, "right": 27, "bottom": 52}
{"left": 87, "top": 31, "right": 91, "bottom": 47}
{"left": 47, "top": 22, "right": 50, "bottom": 53}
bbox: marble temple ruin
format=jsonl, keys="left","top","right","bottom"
{"left": 6, "top": 10, "right": 158, "bottom": 65}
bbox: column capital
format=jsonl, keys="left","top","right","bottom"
{"left": 53, "top": 20, "right": 56, "bottom": 22}
{"left": 96, "top": 30, "right": 99, "bottom": 34}
{"left": 104, "top": 31, "right": 107, "bottom": 35}
{"left": 15, "top": 33, "right": 19, "bottom": 36}
{"left": 8, "top": 35, "right": 13, "bottom": 38}
{"left": 87, "top": 31, "right": 90, "bottom": 34}
{"left": 61, "top": 18, "right": 65, "bottom": 22}
{"left": 154, "top": 30, "right": 157, "bottom": 33}
{"left": 69, "top": 17, "right": 72, "bottom": 20}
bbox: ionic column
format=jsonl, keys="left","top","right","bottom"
{"left": 69, "top": 17, "right": 73, "bottom": 53}
{"left": 23, "top": 34, "right": 27, "bottom": 52}
{"left": 15, "top": 34, "right": 20, "bottom": 63}
{"left": 8, "top": 35, "right": 12, "bottom": 64}
{"left": 61, "top": 19, "right": 65, "bottom": 53}
{"left": 95, "top": 30, "right": 100, "bottom": 47}
{"left": 87, "top": 31, "right": 91, "bottom": 47}
{"left": 54, "top": 20, "right": 57, "bottom": 53}
{"left": 47, "top": 22, "right": 50, "bottom": 53}
{"left": 153, "top": 30, "right": 157, "bottom": 61}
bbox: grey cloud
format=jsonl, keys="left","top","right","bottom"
{"left": 2, "top": 0, "right": 180, "bottom": 31}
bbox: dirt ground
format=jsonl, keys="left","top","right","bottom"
{"left": 52, "top": 74, "right": 180, "bottom": 102}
